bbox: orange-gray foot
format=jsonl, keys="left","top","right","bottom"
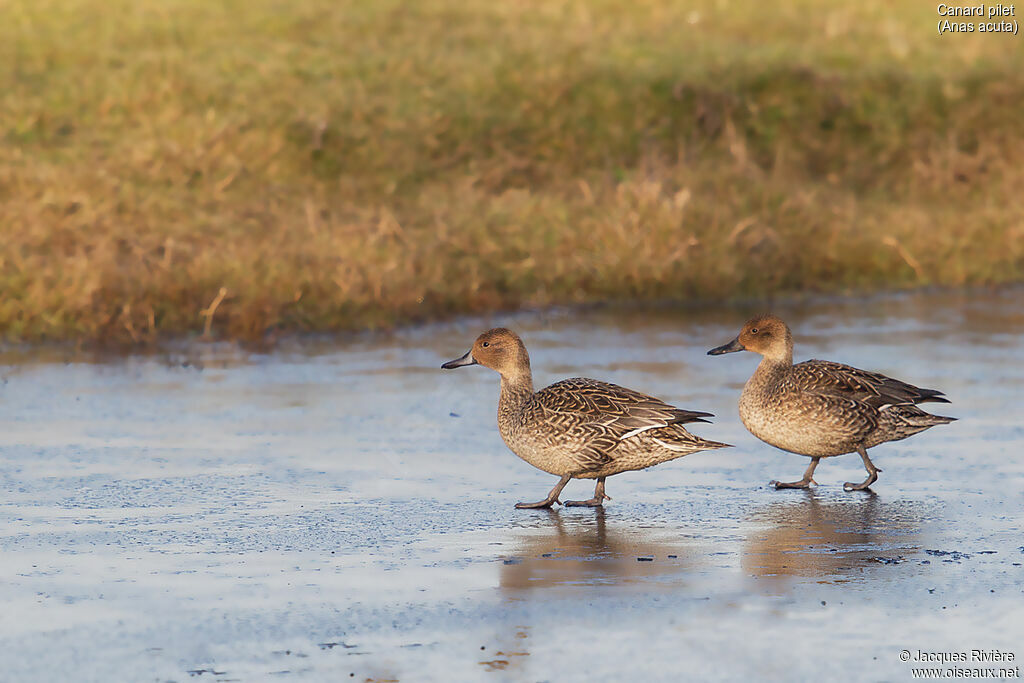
{"left": 563, "top": 496, "right": 608, "bottom": 507}
{"left": 563, "top": 477, "right": 609, "bottom": 507}
{"left": 844, "top": 446, "right": 881, "bottom": 491}
{"left": 515, "top": 474, "right": 571, "bottom": 509}
{"left": 843, "top": 468, "right": 880, "bottom": 492}
{"left": 515, "top": 498, "right": 560, "bottom": 509}
{"left": 770, "top": 457, "right": 820, "bottom": 491}
{"left": 770, "top": 478, "right": 816, "bottom": 490}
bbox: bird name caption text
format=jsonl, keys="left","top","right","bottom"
{"left": 937, "top": 4, "right": 1019, "bottom": 33}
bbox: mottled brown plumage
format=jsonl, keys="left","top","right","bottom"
{"left": 709, "top": 314, "right": 956, "bottom": 491}
{"left": 443, "top": 328, "right": 729, "bottom": 508}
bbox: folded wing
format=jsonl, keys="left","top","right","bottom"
{"left": 793, "top": 360, "right": 950, "bottom": 409}
{"left": 533, "top": 377, "right": 717, "bottom": 471}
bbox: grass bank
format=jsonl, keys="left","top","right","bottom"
{"left": 3, "top": 0, "right": 1023, "bottom": 342}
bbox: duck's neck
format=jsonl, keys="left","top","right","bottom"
{"left": 751, "top": 349, "right": 793, "bottom": 389}
{"left": 498, "top": 370, "right": 535, "bottom": 423}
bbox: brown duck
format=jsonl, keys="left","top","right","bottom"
{"left": 442, "top": 328, "right": 730, "bottom": 508}
{"left": 709, "top": 314, "right": 955, "bottom": 491}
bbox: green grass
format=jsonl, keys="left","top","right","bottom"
{"left": 2, "top": 0, "right": 1023, "bottom": 342}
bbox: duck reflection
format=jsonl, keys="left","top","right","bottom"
{"left": 742, "top": 492, "right": 930, "bottom": 584}
{"left": 499, "top": 508, "right": 699, "bottom": 592}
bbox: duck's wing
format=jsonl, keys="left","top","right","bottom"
{"left": 792, "top": 360, "right": 950, "bottom": 409}
{"left": 537, "top": 378, "right": 713, "bottom": 432}
{"left": 798, "top": 392, "right": 880, "bottom": 443}
{"left": 533, "top": 377, "right": 715, "bottom": 470}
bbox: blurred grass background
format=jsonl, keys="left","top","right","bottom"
{"left": 2, "top": 0, "right": 1023, "bottom": 342}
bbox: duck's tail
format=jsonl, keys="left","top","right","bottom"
{"left": 916, "top": 413, "right": 957, "bottom": 426}
{"left": 651, "top": 423, "right": 732, "bottom": 453}
{"left": 897, "top": 404, "right": 957, "bottom": 426}
{"left": 883, "top": 404, "right": 957, "bottom": 440}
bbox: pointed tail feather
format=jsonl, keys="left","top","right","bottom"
{"left": 902, "top": 409, "right": 957, "bottom": 427}
{"left": 915, "top": 388, "right": 952, "bottom": 405}
{"left": 652, "top": 436, "right": 732, "bottom": 453}
{"left": 670, "top": 409, "right": 715, "bottom": 425}
{"left": 885, "top": 407, "right": 957, "bottom": 443}
{"left": 652, "top": 423, "right": 732, "bottom": 452}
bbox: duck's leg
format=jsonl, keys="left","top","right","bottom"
{"left": 770, "top": 457, "right": 820, "bottom": 490}
{"left": 515, "top": 474, "right": 572, "bottom": 509}
{"left": 844, "top": 445, "right": 881, "bottom": 492}
{"left": 564, "top": 477, "right": 611, "bottom": 507}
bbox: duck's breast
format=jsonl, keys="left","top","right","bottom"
{"left": 498, "top": 412, "right": 577, "bottom": 476}
{"left": 739, "top": 383, "right": 858, "bottom": 457}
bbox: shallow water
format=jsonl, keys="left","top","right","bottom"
{"left": 1, "top": 288, "right": 1023, "bottom": 682}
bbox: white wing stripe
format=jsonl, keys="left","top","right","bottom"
{"left": 652, "top": 437, "right": 688, "bottom": 452}
{"left": 619, "top": 423, "right": 666, "bottom": 440}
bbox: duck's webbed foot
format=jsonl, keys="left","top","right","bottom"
{"left": 770, "top": 457, "right": 820, "bottom": 490}
{"left": 515, "top": 474, "right": 571, "bottom": 509}
{"left": 563, "top": 497, "right": 608, "bottom": 507}
{"left": 564, "top": 477, "right": 610, "bottom": 507}
{"left": 843, "top": 471, "right": 879, "bottom": 491}
{"left": 844, "top": 446, "right": 881, "bottom": 492}
{"left": 514, "top": 499, "right": 558, "bottom": 509}
{"left": 770, "top": 478, "right": 815, "bottom": 490}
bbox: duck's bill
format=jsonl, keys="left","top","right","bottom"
{"left": 707, "top": 337, "right": 745, "bottom": 355}
{"left": 441, "top": 349, "right": 477, "bottom": 369}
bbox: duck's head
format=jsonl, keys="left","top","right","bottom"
{"left": 441, "top": 327, "right": 531, "bottom": 379}
{"left": 708, "top": 314, "right": 793, "bottom": 362}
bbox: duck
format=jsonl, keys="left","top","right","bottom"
{"left": 442, "top": 328, "right": 730, "bottom": 508}
{"left": 708, "top": 314, "right": 956, "bottom": 491}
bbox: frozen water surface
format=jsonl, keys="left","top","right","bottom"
{"left": 1, "top": 288, "right": 1022, "bottom": 681}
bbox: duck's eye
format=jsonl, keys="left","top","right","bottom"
{"left": 482, "top": 341, "right": 489, "bottom": 347}
{"left": 751, "top": 328, "right": 759, "bottom": 334}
